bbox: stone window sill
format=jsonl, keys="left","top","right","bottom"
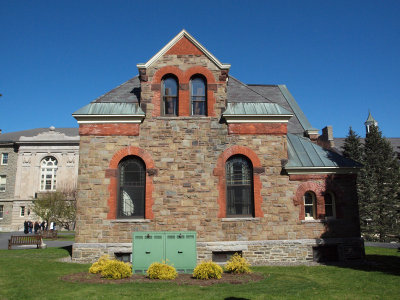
{"left": 301, "top": 219, "right": 325, "bottom": 224}
{"left": 111, "top": 219, "right": 151, "bottom": 223}
{"left": 221, "top": 218, "right": 261, "bottom": 222}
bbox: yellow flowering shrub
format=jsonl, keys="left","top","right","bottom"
{"left": 193, "top": 261, "right": 223, "bottom": 280}
{"left": 146, "top": 260, "right": 177, "bottom": 280}
{"left": 88, "top": 254, "right": 132, "bottom": 279}
{"left": 224, "top": 253, "right": 251, "bottom": 274}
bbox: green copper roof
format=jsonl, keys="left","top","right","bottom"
{"left": 222, "top": 102, "right": 292, "bottom": 115}
{"left": 286, "top": 133, "right": 361, "bottom": 169}
{"left": 73, "top": 102, "right": 145, "bottom": 115}
{"left": 365, "top": 111, "right": 377, "bottom": 123}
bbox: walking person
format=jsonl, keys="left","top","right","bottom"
{"left": 23, "top": 220, "right": 28, "bottom": 234}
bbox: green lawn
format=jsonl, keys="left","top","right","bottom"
{"left": 0, "top": 246, "right": 399, "bottom": 299}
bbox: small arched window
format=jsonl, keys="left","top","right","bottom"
{"left": 118, "top": 156, "right": 146, "bottom": 218}
{"left": 162, "top": 76, "right": 178, "bottom": 116}
{"left": 40, "top": 156, "right": 58, "bottom": 191}
{"left": 190, "top": 76, "right": 207, "bottom": 116}
{"left": 324, "top": 192, "right": 336, "bottom": 218}
{"left": 304, "top": 191, "right": 316, "bottom": 220}
{"left": 226, "top": 155, "right": 254, "bottom": 217}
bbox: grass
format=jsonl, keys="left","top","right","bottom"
{"left": 0, "top": 246, "right": 399, "bottom": 299}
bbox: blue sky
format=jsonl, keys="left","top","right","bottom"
{"left": 1, "top": 0, "right": 399, "bottom": 138}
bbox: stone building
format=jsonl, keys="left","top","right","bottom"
{"left": 72, "top": 30, "right": 363, "bottom": 264}
{"left": 0, "top": 127, "right": 79, "bottom": 231}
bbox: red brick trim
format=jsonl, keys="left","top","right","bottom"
{"left": 293, "top": 178, "right": 344, "bottom": 220}
{"left": 228, "top": 123, "right": 287, "bottom": 135}
{"left": 79, "top": 123, "right": 140, "bottom": 136}
{"left": 151, "top": 65, "right": 218, "bottom": 117}
{"left": 213, "top": 146, "right": 263, "bottom": 218}
{"left": 165, "top": 36, "right": 204, "bottom": 55}
{"left": 106, "top": 146, "right": 155, "bottom": 220}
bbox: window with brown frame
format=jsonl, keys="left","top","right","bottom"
{"left": 324, "top": 191, "right": 336, "bottom": 218}
{"left": 226, "top": 155, "right": 254, "bottom": 217}
{"left": 162, "top": 76, "right": 178, "bottom": 116}
{"left": 190, "top": 76, "right": 207, "bottom": 116}
{"left": 118, "top": 156, "right": 146, "bottom": 218}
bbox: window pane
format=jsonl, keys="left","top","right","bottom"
{"left": 226, "top": 156, "right": 253, "bottom": 216}
{"left": 191, "top": 77, "right": 206, "bottom": 115}
{"left": 119, "top": 157, "right": 146, "bottom": 218}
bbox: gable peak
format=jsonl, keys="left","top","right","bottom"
{"left": 137, "top": 29, "right": 230, "bottom": 70}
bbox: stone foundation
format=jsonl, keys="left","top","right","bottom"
{"left": 72, "top": 237, "right": 364, "bottom": 264}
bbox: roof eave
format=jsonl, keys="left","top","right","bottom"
{"left": 284, "top": 166, "right": 360, "bottom": 175}
{"left": 72, "top": 114, "right": 145, "bottom": 124}
{"left": 136, "top": 29, "right": 231, "bottom": 70}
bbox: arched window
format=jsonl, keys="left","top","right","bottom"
{"left": 190, "top": 76, "right": 207, "bottom": 115}
{"left": 40, "top": 156, "right": 58, "bottom": 191}
{"left": 118, "top": 156, "right": 146, "bottom": 218}
{"left": 324, "top": 191, "right": 336, "bottom": 218}
{"left": 304, "top": 191, "right": 316, "bottom": 220}
{"left": 162, "top": 76, "right": 178, "bottom": 116}
{"left": 226, "top": 155, "right": 254, "bottom": 217}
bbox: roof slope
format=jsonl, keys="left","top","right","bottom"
{"left": 0, "top": 128, "right": 79, "bottom": 143}
{"left": 91, "top": 76, "right": 140, "bottom": 104}
{"left": 286, "top": 134, "right": 361, "bottom": 169}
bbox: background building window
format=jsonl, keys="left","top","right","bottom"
{"left": 162, "top": 76, "right": 178, "bottom": 116}
{"left": 0, "top": 175, "right": 6, "bottom": 192}
{"left": 1, "top": 153, "right": 8, "bottom": 165}
{"left": 0, "top": 205, "right": 3, "bottom": 219}
{"left": 226, "top": 155, "right": 254, "bottom": 217}
{"left": 20, "top": 206, "right": 25, "bottom": 217}
{"left": 118, "top": 156, "right": 146, "bottom": 218}
{"left": 40, "top": 156, "right": 58, "bottom": 191}
{"left": 190, "top": 76, "right": 206, "bottom": 115}
{"left": 324, "top": 192, "right": 336, "bottom": 218}
{"left": 304, "top": 191, "right": 316, "bottom": 219}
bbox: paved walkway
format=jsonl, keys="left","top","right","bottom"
{"left": 0, "top": 231, "right": 73, "bottom": 250}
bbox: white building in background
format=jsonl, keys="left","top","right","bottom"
{"left": 0, "top": 127, "right": 79, "bottom": 231}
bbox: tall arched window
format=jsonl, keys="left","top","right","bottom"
{"left": 40, "top": 156, "right": 58, "bottom": 191}
{"left": 304, "top": 191, "right": 316, "bottom": 220}
{"left": 324, "top": 191, "right": 336, "bottom": 218}
{"left": 118, "top": 156, "right": 146, "bottom": 218}
{"left": 190, "top": 76, "right": 207, "bottom": 115}
{"left": 162, "top": 76, "right": 178, "bottom": 116}
{"left": 226, "top": 155, "right": 254, "bottom": 217}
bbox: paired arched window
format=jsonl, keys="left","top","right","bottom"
{"left": 226, "top": 155, "right": 254, "bottom": 217}
{"left": 324, "top": 192, "right": 336, "bottom": 218}
{"left": 40, "top": 156, "right": 58, "bottom": 191}
{"left": 118, "top": 156, "right": 146, "bottom": 218}
{"left": 304, "top": 191, "right": 316, "bottom": 220}
{"left": 190, "top": 76, "right": 207, "bottom": 116}
{"left": 162, "top": 76, "right": 178, "bottom": 116}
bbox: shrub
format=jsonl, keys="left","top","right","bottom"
{"left": 224, "top": 253, "right": 251, "bottom": 274}
{"left": 89, "top": 255, "right": 132, "bottom": 279}
{"left": 89, "top": 255, "right": 111, "bottom": 274}
{"left": 146, "top": 261, "right": 177, "bottom": 280}
{"left": 100, "top": 260, "right": 132, "bottom": 279}
{"left": 193, "top": 261, "right": 223, "bottom": 280}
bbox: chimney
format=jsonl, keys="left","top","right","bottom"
{"left": 317, "top": 126, "right": 335, "bottom": 149}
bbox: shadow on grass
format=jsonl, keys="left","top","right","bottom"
{"left": 61, "top": 245, "right": 73, "bottom": 257}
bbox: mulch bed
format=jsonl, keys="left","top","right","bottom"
{"left": 61, "top": 272, "right": 265, "bottom": 286}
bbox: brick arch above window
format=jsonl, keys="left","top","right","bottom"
{"left": 213, "top": 145, "right": 263, "bottom": 218}
{"left": 293, "top": 180, "right": 344, "bottom": 220}
{"left": 151, "top": 65, "right": 217, "bottom": 117}
{"left": 106, "top": 146, "right": 155, "bottom": 220}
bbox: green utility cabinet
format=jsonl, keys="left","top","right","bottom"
{"left": 132, "top": 231, "right": 197, "bottom": 274}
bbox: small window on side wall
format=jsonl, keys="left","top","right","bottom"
{"left": 324, "top": 192, "right": 336, "bottom": 218}
{"left": 304, "top": 191, "right": 316, "bottom": 220}
{"left": 1, "top": 153, "right": 8, "bottom": 165}
{"left": 162, "top": 76, "right": 178, "bottom": 116}
{"left": 190, "top": 76, "right": 207, "bottom": 116}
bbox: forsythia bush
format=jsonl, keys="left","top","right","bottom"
{"left": 224, "top": 253, "right": 251, "bottom": 274}
{"left": 146, "top": 261, "right": 177, "bottom": 280}
{"left": 89, "top": 255, "right": 132, "bottom": 279}
{"left": 193, "top": 261, "right": 223, "bottom": 280}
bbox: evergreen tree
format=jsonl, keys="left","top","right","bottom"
{"left": 342, "top": 127, "right": 363, "bottom": 163}
{"left": 357, "top": 125, "right": 400, "bottom": 241}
